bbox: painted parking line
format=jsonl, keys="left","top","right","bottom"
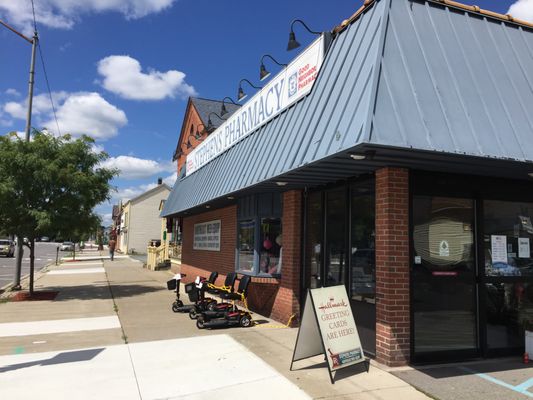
{"left": 459, "top": 366, "right": 533, "bottom": 398}
{"left": 0, "top": 316, "right": 121, "bottom": 337}
{"left": 47, "top": 268, "right": 105, "bottom": 275}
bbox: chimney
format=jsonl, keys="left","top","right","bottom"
{"left": 157, "top": 177, "right": 163, "bottom": 185}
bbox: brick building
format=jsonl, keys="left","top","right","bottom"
{"left": 163, "top": 0, "right": 533, "bottom": 366}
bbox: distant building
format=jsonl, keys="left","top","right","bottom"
{"left": 119, "top": 182, "right": 171, "bottom": 254}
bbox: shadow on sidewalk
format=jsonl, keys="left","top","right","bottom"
{"left": 0, "top": 348, "right": 104, "bottom": 373}
{"left": 40, "top": 284, "right": 163, "bottom": 301}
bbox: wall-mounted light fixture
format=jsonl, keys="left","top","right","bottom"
{"left": 259, "top": 54, "right": 287, "bottom": 81}
{"left": 276, "top": 181, "right": 288, "bottom": 186}
{"left": 237, "top": 78, "right": 262, "bottom": 102}
{"left": 207, "top": 112, "right": 226, "bottom": 131}
{"left": 287, "top": 19, "right": 321, "bottom": 51}
{"left": 220, "top": 96, "right": 238, "bottom": 116}
{"left": 348, "top": 150, "right": 376, "bottom": 161}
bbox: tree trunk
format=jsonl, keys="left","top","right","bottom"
{"left": 73, "top": 243, "right": 76, "bottom": 261}
{"left": 29, "top": 238, "right": 35, "bottom": 296}
{"left": 13, "top": 239, "right": 23, "bottom": 290}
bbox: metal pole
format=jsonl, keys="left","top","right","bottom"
{"left": 25, "top": 31, "right": 38, "bottom": 141}
{"left": 12, "top": 31, "right": 37, "bottom": 291}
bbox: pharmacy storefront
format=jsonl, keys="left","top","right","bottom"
{"left": 163, "top": 0, "right": 533, "bottom": 366}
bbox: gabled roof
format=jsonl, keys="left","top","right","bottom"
{"left": 191, "top": 97, "right": 240, "bottom": 129}
{"left": 128, "top": 183, "right": 171, "bottom": 205}
{"left": 162, "top": 0, "right": 533, "bottom": 217}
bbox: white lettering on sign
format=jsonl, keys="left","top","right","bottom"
{"left": 186, "top": 34, "right": 325, "bottom": 175}
{"left": 193, "top": 220, "right": 221, "bottom": 251}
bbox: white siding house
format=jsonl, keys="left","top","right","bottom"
{"left": 120, "top": 183, "right": 170, "bottom": 254}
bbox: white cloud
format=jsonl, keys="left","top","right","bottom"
{"left": 115, "top": 183, "right": 157, "bottom": 202}
{"left": 97, "top": 55, "right": 196, "bottom": 101}
{"left": 163, "top": 172, "right": 177, "bottom": 187}
{"left": 45, "top": 92, "right": 127, "bottom": 139}
{"left": 0, "top": 0, "right": 177, "bottom": 33}
{"left": 101, "top": 155, "right": 174, "bottom": 180}
{"left": 5, "top": 88, "right": 21, "bottom": 97}
{"left": 99, "top": 212, "right": 113, "bottom": 226}
{"left": 3, "top": 91, "right": 127, "bottom": 140}
{"left": 508, "top": 0, "right": 533, "bottom": 22}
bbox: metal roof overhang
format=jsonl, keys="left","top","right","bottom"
{"left": 163, "top": 143, "right": 533, "bottom": 218}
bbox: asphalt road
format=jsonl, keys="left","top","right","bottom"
{"left": 0, "top": 242, "right": 62, "bottom": 290}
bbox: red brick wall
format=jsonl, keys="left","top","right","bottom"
{"left": 175, "top": 191, "right": 303, "bottom": 326}
{"left": 176, "top": 104, "right": 208, "bottom": 173}
{"left": 375, "top": 167, "right": 410, "bottom": 366}
{"left": 181, "top": 205, "right": 236, "bottom": 277}
{"left": 270, "top": 190, "right": 302, "bottom": 325}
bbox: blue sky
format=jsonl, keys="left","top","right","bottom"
{"left": 0, "top": 0, "right": 530, "bottom": 225}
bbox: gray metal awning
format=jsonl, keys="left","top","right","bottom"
{"left": 163, "top": 0, "right": 533, "bottom": 218}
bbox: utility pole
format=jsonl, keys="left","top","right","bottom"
{"left": 0, "top": 19, "right": 38, "bottom": 290}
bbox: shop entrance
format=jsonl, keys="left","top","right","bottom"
{"left": 304, "top": 178, "right": 376, "bottom": 356}
{"left": 412, "top": 174, "right": 533, "bottom": 363}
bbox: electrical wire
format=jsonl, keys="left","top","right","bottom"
{"left": 30, "top": 0, "right": 61, "bottom": 136}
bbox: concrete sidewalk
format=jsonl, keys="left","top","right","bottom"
{"left": 0, "top": 257, "right": 429, "bottom": 399}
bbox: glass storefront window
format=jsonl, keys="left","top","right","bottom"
{"left": 350, "top": 183, "right": 375, "bottom": 301}
{"left": 237, "top": 220, "right": 255, "bottom": 273}
{"left": 259, "top": 218, "right": 282, "bottom": 275}
{"left": 325, "top": 188, "right": 346, "bottom": 286}
{"left": 484, "top": 201, "right": 533, "bottom": 277}
{"left": 305, "top": 191, "right": 323, "bottom": 289}
{"left": 486, "top": 282, "right": 533, "bottom": 350}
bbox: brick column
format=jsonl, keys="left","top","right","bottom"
{"left": 375, "top": 167, "right": 410, "bottom": 366}
{"left": 270, "top": 190, "right": 302, "bottom": 325}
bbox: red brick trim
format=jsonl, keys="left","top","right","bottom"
{"left": 375, "top": 167, "right": 410, "bottom": 367}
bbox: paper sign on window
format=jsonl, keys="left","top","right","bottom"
{"left": 491, "top": 235, "right": 508, "bottom": 264}
{"left": 519, "top": 238, "right": 530, "bottom": 259}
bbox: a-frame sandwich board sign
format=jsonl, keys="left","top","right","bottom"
{"left": 290, "top": 285, "right": 368, "bottom": 384}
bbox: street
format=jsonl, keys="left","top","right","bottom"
{"left": 0, "top": 242, "right": 61, "bottom": 290}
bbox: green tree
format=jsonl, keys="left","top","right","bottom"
{"left": 0, "top": 131, "right": 117, "bottom": 294}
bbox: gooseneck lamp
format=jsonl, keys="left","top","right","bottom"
{"left": 207, "top": 112, "right": 226, "bottom": 131}
{"left": 287, "top": 19, "right": 321, "bottom": 51}
{"left": 259, "top": 54, "right": 287, "bottom": 81}
{"left": 220, "top": 96, "right": 238, "bottom": 116}
{"left": 237, "top": 78, "right": 262, "bottom": 102}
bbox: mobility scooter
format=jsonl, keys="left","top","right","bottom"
{"left": 167, "top": 273, "right": 187, "bottom": 311}
{"left": 196, "top": 275, "right": 253, "bottom": 329}
{"left": 170, "top": 271, "right": 218, "bottom": 313}
{"left": 188, "top": 272, "right": 237, "bottom": 319}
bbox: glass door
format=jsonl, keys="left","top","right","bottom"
{"left": 412, "top": 196, "right": 479, "bottom": 361}
{"left": 482, "top": 200, "right": 533, "bottom": 356}
{"left": 324, "top": 188, "right": 346, "bottom": 286}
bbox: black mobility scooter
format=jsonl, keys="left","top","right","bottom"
{"left": 168, "top": 272, "right": 218, "bottom": 313}
{"left": 167, "top": 273, "right": 187, "bottom": 311}
{"left": 189, "top": 272, "right": 237, "bottom": 319}
{"left": 196, "top": 274, "right": 252, "bottom": 329}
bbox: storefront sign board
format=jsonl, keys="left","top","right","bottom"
{"left": 291, "top": 285, "right": 367, "bottom": 384}
{"left": 186, "top": 34, "right": 326, "bottom": 175}
{"left": 193, "top": 220, "right": 221, "bottom": 251}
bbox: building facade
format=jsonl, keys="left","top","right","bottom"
{"left": 162, "top": 0, "right": 533, "bottom": 366}
{"left": 120, "top": 183, "right": 171, "bottom": 254}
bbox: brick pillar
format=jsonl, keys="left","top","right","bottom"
{"left": 270, "top": 190, "right": 302, "bottom": 325}
{"left": 375, "top": 167, "right": 410, "bottom": 366}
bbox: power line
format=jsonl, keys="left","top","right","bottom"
{"left": 38, "top": 43, "right": 61, "bottom": 136}
{"left": 29, "top": 0, "right": 61, "bottom": 136}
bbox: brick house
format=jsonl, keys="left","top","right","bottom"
{"left": 162, "top": 0, "right": 533, "bottom": 366}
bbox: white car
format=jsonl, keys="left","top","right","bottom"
{"left": 60, "top": 241, "right": 75, "bottom": 251}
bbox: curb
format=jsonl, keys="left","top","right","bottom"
{"left": 0, "top": 262, "right": 55, "bottom": 299}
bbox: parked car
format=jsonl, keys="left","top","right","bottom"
{"left": 0, "top": 239, "right": 15, "bottom": 257}
{"left": 40, "top": 236, "right": 50, "bottom": 242}
{"left": 60, "top": 241, "right": 75, "bottom": 251}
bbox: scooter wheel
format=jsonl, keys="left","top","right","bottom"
{"left": 196, "top": 318, "right": 205, "bottom": 329}
{"left": 240, "top": 315, "right": 252, "bottom": 328}
{"left": 189, "top": 309, "right": 198, "bottom": 320}
{"left": 207, "top": 301, "right": 217, "bottom": 311}
{"left": 172, "top": 303, "right": 180, "bottom": 313}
